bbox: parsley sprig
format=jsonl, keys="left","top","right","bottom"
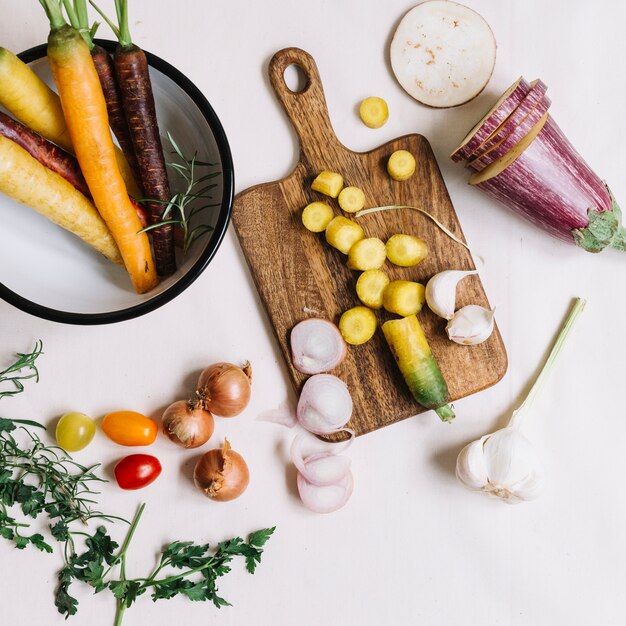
{"left": 57, "top": 503, "right": 275, "bottom": 625}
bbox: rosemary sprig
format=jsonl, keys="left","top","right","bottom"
{"left": 139, "top": 133, "right": 221, "bottom": 254}
{"left": 0, "top": 339, "right": 43, "bottom": 399}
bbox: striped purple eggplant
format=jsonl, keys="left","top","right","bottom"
{"left": 469, "top": 113, "right": 625, "bottom": 252}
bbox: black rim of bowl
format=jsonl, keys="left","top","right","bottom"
{"left": 0, "top": 39, "right": 234, "bottom": 326}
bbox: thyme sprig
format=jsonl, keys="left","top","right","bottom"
{"left": 139, "top": 133, "right": 221, "bottom": 254}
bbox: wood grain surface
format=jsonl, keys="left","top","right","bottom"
{"left": 232, "top": 47, "right": 507, "bottom": 437}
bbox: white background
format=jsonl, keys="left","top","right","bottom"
{"left": 1, "top": 1, "right": 625, "bottom": 625}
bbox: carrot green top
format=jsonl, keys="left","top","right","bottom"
{"left": 38, "top": 0, "right": 67, "bottom": 31}
{"left": 89, "top": 0, "right": 134, "bottom": 50}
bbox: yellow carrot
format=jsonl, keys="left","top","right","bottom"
{"left": 40, "top": 2, "right": 158, "bottom": 294}
{"left": 0, "top": 134, "right": 122, "bottom": 264}
{"left": 0, "top": 46, "right": 141, "bottom": 198}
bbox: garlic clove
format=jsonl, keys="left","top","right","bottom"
{"left": 455, "top": 436, "right": 490, "bottom": 490}
{"left": 446, "top": 304, "right": 495, "bottom": 345}
{"left": 425, "top": 269, "right": 478, "bottom": 320}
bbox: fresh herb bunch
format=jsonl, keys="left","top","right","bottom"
{"left": 1, "top": 343, "right": 276, "bottom": 625}
{"left": 140, "top": 133, "right": 221, "bottom": 254}
{"left": 0, "top": 341, "right": 124, "bottom": 555}
{"left": 57, "top": 503, "right": 275, "bottom": 625}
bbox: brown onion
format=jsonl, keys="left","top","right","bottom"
{"left": 193, "top": 439, "right": 249, "bottom": 501}
{"left": 162, "top": 400, "right": 214, "bottom": 449}
{"left": 196, "top": 362, "right": 252, "bottom": 417}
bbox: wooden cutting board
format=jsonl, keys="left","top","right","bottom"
{"left": 232, "top": 48, "right": 507, "bottom": 437}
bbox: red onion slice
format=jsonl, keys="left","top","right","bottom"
{"left": 297, "top": 471, "right": 354, "bottom": 514}
{"left": 297, "top": 374, "right": 353, "bottom": 434}
{"left": 451, "top": 77, "right": 531, "bottom": 162}
{"left": 290, "top": 432, "right": 353, "bottom": 486}
{"left": 291, "top": 318, "right": 347, "bottom": 375}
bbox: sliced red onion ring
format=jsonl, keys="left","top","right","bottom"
{"left": 297, "top": 471, "right": 354, "bottom": 514}
{"left": 290, "top": 432, "right": 353, "bottom": 486}
{"left": 297, "top": 374, "right": 353, "bottom": 434}
{"left": 291, "top": 318, "right": 347, "bottom": 374}
{"left": 257, "top": 401, "right": 297, "bottom": 427}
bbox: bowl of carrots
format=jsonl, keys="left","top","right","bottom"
{"left": 0, "top": 0, "right": 234, "bottom": 325}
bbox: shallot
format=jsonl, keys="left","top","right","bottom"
{"left": 162, "top": 400, "right": 214, "bottom": 448}
{"left": 290, "top": 318, "right": 346, "bottom": 374}
{"left": 196, "top": 362, "right": 252, "bottom": 417}
{"left": 297, "top": 374, "right": 353, "bottom": 435}
{"left": 194, "top": 438, "right": 249, "bottom": 501}
{"left": 297, "top": 471, "right": 354, "bottom": 514}
{"left": 290, "top": 432, "right": 353, "bottom": 486}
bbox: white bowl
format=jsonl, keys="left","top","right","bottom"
{"left": 0, "top": 40, "right": 234, "bottom": 324}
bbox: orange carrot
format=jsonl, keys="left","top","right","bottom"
{"left": 39, "top": 0, "right": 157, "bottom": 293}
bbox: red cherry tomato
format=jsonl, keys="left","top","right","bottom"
{"left": 114, "top": 454, "right": 162, "bottom": 490}
{"left": 102, "top": 411, "right": 158, "bottom": 446}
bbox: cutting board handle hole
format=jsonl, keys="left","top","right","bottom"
{"left": 283, "top": 64, "right": 309, "bottom": 94}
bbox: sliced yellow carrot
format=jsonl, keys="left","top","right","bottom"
{"left": 347, "top": 237, "right": 386, "bottom": 270}
{"left": 312, "top": 171, "right": 344, "bottom": 198}
{"left": 356, "top": 269, "right": 390, "bottom": 309}
{"left": 0, "top": 46, "right": 141, "bottom": 198}
{"left": 359, "top": 97, "right": 389, "bottom": 128}
{"left": 302, "top": 201, "right": 334, "bottom": 232}
{"left": 386, "top": 234, "right": 428, "bottom": 266}
{"left": 383, "top": 280, "right": 425, "bottom": 316}
{"left": 0, "top": 134, "right": 122, "bottom": 264}
{"left": 339, "top": 306, "right": 377, "bottom": 345}
{"left": 325, "top": 216, "right": 364, "bottom": 254}
{"left": 338, "top": 186, "right": 366, "bottom": 213}
{"left": 387, "top": 150, "right": 416, "bottom": 181}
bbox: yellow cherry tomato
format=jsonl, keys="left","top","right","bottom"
{"left": 102, "top": 411, "right": 158, "bottom": 446}
{"left": 56, "top": 412, "right": 96, "bottom": 452}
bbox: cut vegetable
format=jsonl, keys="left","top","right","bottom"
{"left": 383, "top": 280, "right": 425, "bottom": 317}
{"left": 470, "top": 112, "right": 625, "bottom": 251}
{"left": 382, "top": 315, "right": 454, "bottom": 422}
{"left": 325, "top": 216, "right": 364, "bottom": 254}
{"left": 470, "top": 113, "right": 548, "bottom": 185}
{"left": 339, "top": 306, "right": 377, "bottom": 345}
{"left": 297, "top": 470, "right": 354, "bottom": 514}
{"left": 359, "top": 96, "right": 389, "bottom": 128}
{"left": 468, "top": 94, "right": 551, "bottom": 171}
{"left": 291, "top": 318, "right": 347, "bottom": 374}
{"left": 386, "top": 234, "right": 427, "bottom": 266}
{"left": 356, "top": 269, "right": 390, "bottom": 309}
{"left": 390, "top": 0, "right": 496, "bottom": 108}
{"left": 469, "top": 80, "right": 549, "bottom": 160}
{"left": 297, "top": 374, "right": 353, "bottom": 435}
{"left": 450, "top": 77, "right": 530, "bottom": 162}
{"left": 311, "top": 171, "right": 344, "bottom": 198}
{"left": 0, "top": 134, "right": 122, "bottom": 264}
{"left": 347, "top": 237, "right": 386, "bottom": 270}
{"left": 290, "top": 432, "right": 353, "bottom": 486}
{"left": 338, "top": 186, "right": 365, "bottom": 213}
{"left": 302, "top": 201, "right": 334, "bottom": 232}
{"left": 387, "top": 150, "right": 416, "bottom": 181}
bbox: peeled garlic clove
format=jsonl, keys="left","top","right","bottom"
{"left": 456, "top": 436, "right": 490, "bottom": 490}
{"left": 425, "top": 269, "right": 478, "bottom": 320}
{"left": 446, "top": 304, "right": 495, "bottom": 345}
{"left": 456, "top": 427, "right": 544, "bottom": 504}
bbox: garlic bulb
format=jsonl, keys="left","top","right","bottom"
{"left": 446, "top": 304, "right": 495, "bottom": 345}
{"left": 455, "top": 297, "right": 586, "bottom": 505}
{"left": 456, "top": 427, "right": 544, "bottom": 503}
{"left": 425, "top": 269, "right": 478, "bottom": 320}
